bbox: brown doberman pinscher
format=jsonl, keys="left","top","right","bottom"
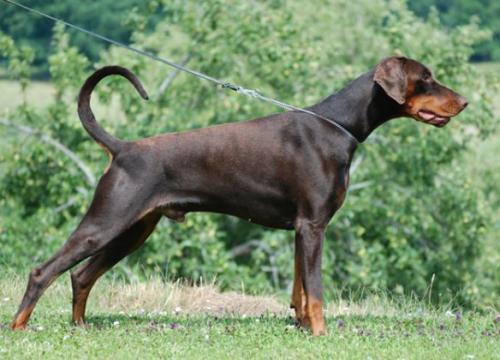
{"left": 11, "top": 56, "right": 467, "bottom": 335}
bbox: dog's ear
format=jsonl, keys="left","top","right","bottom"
{"left": 373, "top": 56, "right": 407, "bottom": 105}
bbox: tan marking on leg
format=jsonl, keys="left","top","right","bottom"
{"left": 11, "top": 306, "right": 35, "bottom": 330}
{"left": 291, "top": 252, "right": 309, "bottom": 329}
{"left": 11, "top": 271, "right": 60, "bottom": 330}
{"left": 306, "top": 296, "right": 327, "bottom": 336}
{"left": 71, "top": 268, "right": 106, "bottom": 326}
{"left": 72, "top": 294, "right": 88, "bottom": 326}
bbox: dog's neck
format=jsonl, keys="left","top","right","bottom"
{"left": 309, "top": 70, "right": 403, "bottom": 142}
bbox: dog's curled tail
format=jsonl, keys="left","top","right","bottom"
{"left": 78, "top": 66, "right": 149, "bottom": 156}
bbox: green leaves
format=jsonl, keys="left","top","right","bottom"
{"left": 0, "top": 31, "right": 34, "bottom": 92}
{"left": 48, "top": 23, "right": 89, "bottom": 100}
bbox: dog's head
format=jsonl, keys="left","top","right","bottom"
{"left": 374, "top": 56, "right": 468, "bottom": 127}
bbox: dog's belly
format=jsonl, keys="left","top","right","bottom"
{"left": 204, "top": 197, "right": 296, "bottom": 230}
{"left": 206, "top": 209, "right": 295, "bottom": 230}
{"left": 160, "top": 189, "right": 297, "bottom": 230}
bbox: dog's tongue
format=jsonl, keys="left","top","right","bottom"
{"left": 418, "top": 110, "right": 436, "bottom": 121}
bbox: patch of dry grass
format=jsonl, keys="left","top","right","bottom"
{"left": 1, "top": 276, "right": 290, "bottom": 319}
{"left": 91, "top": 279, "right": 289, "bottom": 317}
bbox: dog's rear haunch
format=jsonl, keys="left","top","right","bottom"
{"left": 12, "top": 57, "right": 467, "bottom": 335}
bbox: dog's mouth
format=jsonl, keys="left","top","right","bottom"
{"left": 416, "top": 110, "right": 451, "bottom": 127}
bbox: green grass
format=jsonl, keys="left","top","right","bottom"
{"left": 474, "top": 61, "right": 500, "bottom": 73}
{"left": 0, "top": 277, "right": 498, "bottom": 359}
{"left": 0, "top": 79, "right": 125, "bottom": 121}
{"left": 0, "top": 80, "right": 54, "bottom": 110}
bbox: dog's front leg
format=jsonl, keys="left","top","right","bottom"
{"left": 291, "top": 238, "right": 308, "bottom": 328}
{"left": 294, "top": 219, "right": 327, "bottom": 336}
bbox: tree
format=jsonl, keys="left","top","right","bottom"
{"left": 0, "top": 0, "right": 148, "bottom": 74}
{"left": 409, "top": 0, "right": 500, "bottom": 61}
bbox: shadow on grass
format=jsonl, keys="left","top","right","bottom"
{"left": 84, "top": 312, "right": 295, "bottom": 330}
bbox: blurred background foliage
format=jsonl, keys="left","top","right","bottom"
{"left": 0, "top": 0, "right": 498, "bottom": 309}
{"left": 407, "top": 0, "right": 500, "bottom": 61}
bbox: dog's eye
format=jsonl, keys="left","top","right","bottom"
{"left": 422, "top": 73, "right": 432, "bottom": 81}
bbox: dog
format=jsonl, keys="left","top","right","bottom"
{"left": 11, "top": 56, "right": 467, "bottom": 335}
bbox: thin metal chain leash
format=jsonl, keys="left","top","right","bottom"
{"left": 1, "top": 0, "right": 361, "bottom": 144}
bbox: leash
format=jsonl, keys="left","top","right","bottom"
{"left": 1, "top": 0, "right": 361, "bottom": 144}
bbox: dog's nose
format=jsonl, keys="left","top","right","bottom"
{"left": 458, "top": 96, "right": 468, "bottom": 109}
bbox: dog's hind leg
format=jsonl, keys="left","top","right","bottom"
{"left": 11, "top": 167, "right": 157, "bottom": 330}
{"left": 70, "top": 213, "right": 161, "bottom": 325}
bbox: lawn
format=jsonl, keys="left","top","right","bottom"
{"left": 0, "top": 80, "right": 54, "bottom": 111}
{"left": 0, "top": 277, "right": 498, "bottom": 359}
